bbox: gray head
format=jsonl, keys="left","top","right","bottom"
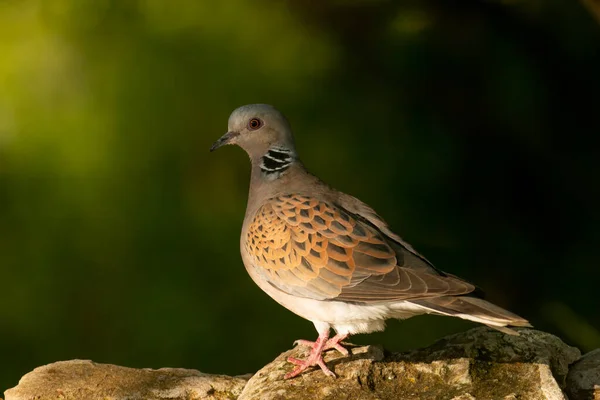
{"left": 211, "top": 104, "right": 298, "bottom": 178}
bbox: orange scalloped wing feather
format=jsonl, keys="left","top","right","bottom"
{"left": 245, "top": 194, "right": 474, "bottom": 303}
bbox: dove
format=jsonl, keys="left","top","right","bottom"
{"left": 210, "top": 104, "right": 531, "bottom": 379}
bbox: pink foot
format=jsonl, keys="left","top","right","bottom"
{"left": 286, "top": 352, "right": 335, "bottom": 379}
{"left": 285, "top": 333, "right": 350, "bottom": 379}
{"left": 293, "top": 333, "right": 349, "bottom": 356}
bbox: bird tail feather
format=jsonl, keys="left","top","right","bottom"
{"left": 409, "top": 296, "right": 532, "bottom": 335}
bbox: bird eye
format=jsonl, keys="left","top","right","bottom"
{"left": 248, "top": 118, "right": 263, "bottom": 130}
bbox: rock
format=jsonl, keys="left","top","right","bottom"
{"left": 566, "top": 349, "right": 600, "bottom": 400}
{"left": 4, "top": 328, "right": 583, "bottom": 400}
{"left": 398, "top": 327, "right": 581, "bottom": 388}
{"left": 239, "top": 327, "right": 580, "bottom": 400}
{"left": 4, "top": 360, "right": 250, "bottom": 400}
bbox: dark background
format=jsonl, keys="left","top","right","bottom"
{"left": 1, "top": 0, "right": 599, "bottom": 391}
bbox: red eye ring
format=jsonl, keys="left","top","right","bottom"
{"left": 248, "top": 118, "right": 263, "bottom": 130}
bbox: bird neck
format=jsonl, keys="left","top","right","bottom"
{"left": 257, "top": 146, "right": 297, "bottom": 180}
{"left": 246, "top": 154, "right": 318, "bottom": 222}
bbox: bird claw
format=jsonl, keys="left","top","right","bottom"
{"left": 286, "top": 357, "right": 305, "bottom": 366}
{"left": 285, "top": 355, "right": 336, "bottom": 379}
{"left": 286, "top": 333, "right": 350, "bottom": 379}
{"left": 292, "top": 335, "right": 349, "bottom": 356}
{"left": 330, "top": 342, "right": 350, "bottom": 356}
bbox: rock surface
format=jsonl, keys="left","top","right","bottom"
{"left": 567, "top": 349, "right": 600, "bottom": 400}
{"left": 4, "top": 328, "right": 590, "bottom": 400}
{"left": 4, "top": 360, "right": 249, "bottom": 400}
{"left": 239, "top": 327, "right": 581, "bottom": 400}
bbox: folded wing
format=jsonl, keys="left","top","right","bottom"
{"left": 245, "top": 194, "right": 475, "bottom": 303}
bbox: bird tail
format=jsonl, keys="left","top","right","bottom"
{"left": 409, "top": 296, "right": 532, "bottom": 335}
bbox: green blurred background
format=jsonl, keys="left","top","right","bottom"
{"left": 1, "top": 0, "right": 599, "bottom": 391}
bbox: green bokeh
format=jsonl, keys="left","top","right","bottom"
{"left": 1, "top": 0, "right": 599, "bottom": 391}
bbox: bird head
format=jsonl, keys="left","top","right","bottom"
{"left": 210, "top": 104, "right": 296, "bottom": 157}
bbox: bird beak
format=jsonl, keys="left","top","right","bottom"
{"left": 210, "top": 131, "right": 239, "bottom": 152}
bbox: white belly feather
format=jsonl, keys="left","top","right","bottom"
{"left": 243, "top": 252, "right": 430, "bottom": 335}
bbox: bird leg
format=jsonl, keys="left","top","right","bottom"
{"left": 285, "top": 332, "right": 349, "bottom": 379}
{"left": 293, "top": 333, "right": 349, "bottom": 356}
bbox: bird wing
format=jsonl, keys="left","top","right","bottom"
{"left": 245, "top": 194, "right": 475, "bottom": 303}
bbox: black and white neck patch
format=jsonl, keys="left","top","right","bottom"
{"left": 260, "top": 147, "right": 295, "bottom": 177}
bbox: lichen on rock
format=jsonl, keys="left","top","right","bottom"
{"left": 4, "top": 360, "right": 250, "bottom": 400}
{"left": 4, "top": 327, "right": 591, "bottom": 400}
